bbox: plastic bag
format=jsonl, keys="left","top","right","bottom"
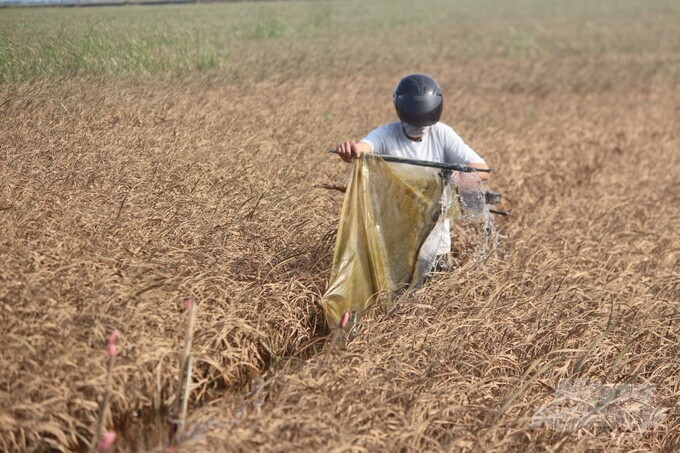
{"left": 321, "top": 155, "right": 456, "bottom": 328}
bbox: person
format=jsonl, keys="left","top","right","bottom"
{"left": 335, "top": 73, "right": 490, "bottom": 272}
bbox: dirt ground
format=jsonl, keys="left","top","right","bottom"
{"left": 1, "top": 1, "right": 679, "bottom": 451}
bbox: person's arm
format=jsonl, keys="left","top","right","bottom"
{"left": 336, "top": 140, "right": 372, "bottom": 163}
{"left": 442, "top": 125, "right": 490, "bottom": 182}
{"left": 469, "top": 162, "right": 490, "bottom": 182}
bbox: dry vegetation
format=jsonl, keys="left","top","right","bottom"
{"left": 1, "top": 0, "right": 679, "bottom": 451}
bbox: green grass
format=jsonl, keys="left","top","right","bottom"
{"left": 0, "top": 0, "right": 679, "bottom": 85}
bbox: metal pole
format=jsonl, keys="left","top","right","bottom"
{"left": 328, "top": 149, "right": 491, "bottom": 174}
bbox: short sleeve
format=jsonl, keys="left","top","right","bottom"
{"left": 441, "top": 125, "right": 485, "bottom": 165}
{"left": 360, "top": 125, "right": 389, "bottom": 155}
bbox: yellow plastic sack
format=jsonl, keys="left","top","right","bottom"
{"left": 321, "top": 155, "right": 453, "bottom": 328}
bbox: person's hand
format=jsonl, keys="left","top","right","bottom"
{"left": 336, "top": 141, "right": 361, "bottom": 163}
{"left": 453, "top": 171, "right": 482, "bottom": 189}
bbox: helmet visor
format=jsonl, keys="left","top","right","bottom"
{"left": 395, "top": 93, "right": 442, "bottom": 113}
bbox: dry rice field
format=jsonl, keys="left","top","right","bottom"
{"left": 0, "top": 0, "right": 679, "bottom": 451}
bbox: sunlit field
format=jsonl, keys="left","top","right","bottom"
{"left": 1, "top": 0, "right": 678, "bottom": 451}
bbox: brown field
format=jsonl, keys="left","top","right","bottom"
{"left": 1, "top": 1, "right": 679, "bottom": 451}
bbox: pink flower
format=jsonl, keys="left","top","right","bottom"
{"left": 340, "top": 312, "right": 350, "bottom": 329}
{"left": 98, "top": 431, "right": 116, "bottom": 452}
{"left": 186, "top": 298, "right": 193, "bottom": 311}
{"left": 106, "top": 331, "right": 118, "bottom": 358}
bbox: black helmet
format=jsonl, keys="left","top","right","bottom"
{"left": 393, "top": 73, "right": 443, "bottom": 127}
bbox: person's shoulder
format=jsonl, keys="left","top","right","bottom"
{"left": 432, "top": 122, "right": 461, "bottom": 141}
{"left": 431, "top": 122, "right": 451, "bottom": 138}
{"left": 433, "top": 122, "right": 456, "bottom": 134}
{"left": 362, "top": 122, "right": 399, "bottom": 153}
{"left": 381, "top": 122, "right": 402, "bottom": 133}
{"left": 365, "top": 122, "right": 400, "bottom": 139}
